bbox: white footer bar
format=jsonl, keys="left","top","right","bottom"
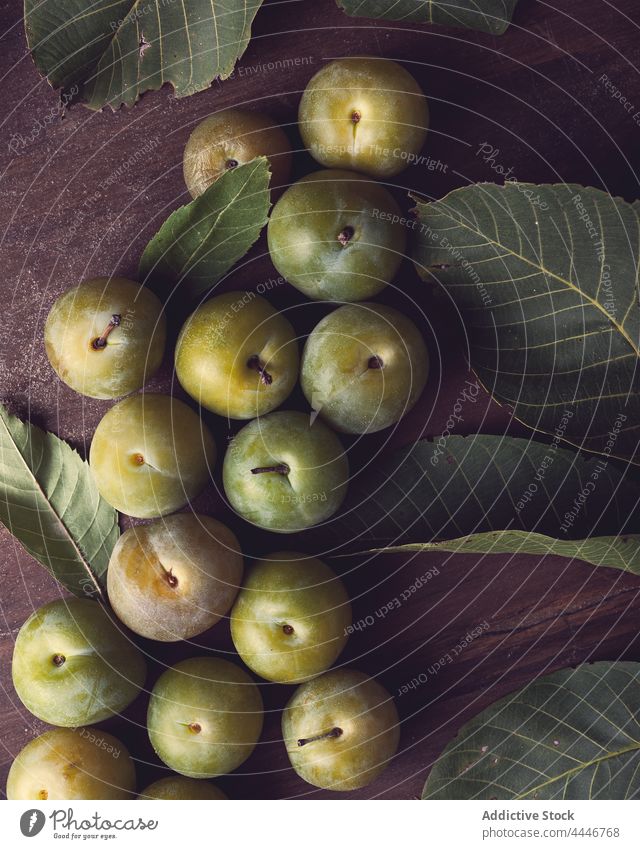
{"left": 1, "top": 799, "right": 638, "bottom": 848}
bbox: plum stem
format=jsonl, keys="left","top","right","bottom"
{"left": 247, "top": 354, "right": 273, "bottom": 386}
{"left": 368, "top": 355, "right": 384, "bottom": 369}
{"left": 298, "top": 727, "right": 343, "bottom": 747}
{"left": 338, "top": 226, "right": 355, "bottom": 247}
{"left": 52, "top": 654, "right": 66, "bottom": 667}
{"left": 91, "top": 314, "right": 121, "bottom": 350}
{"left": 251, "top": 463, "right": 290, "bottom": 475}
{"left": 225, "top": 158, "right": 239, "bottom": 169}
{"left": 282, "top": 624, "right": 294, "bottom": 635}
{"left": 351, "top": 110, "right": 361, "bottom": 124}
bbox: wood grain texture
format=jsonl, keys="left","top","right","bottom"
{"left": 1, "top": 0, "right": 640, "bottom": 799}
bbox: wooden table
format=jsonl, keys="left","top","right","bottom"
{"left": 1, "top": 0, "right": 640, "bottom": 799}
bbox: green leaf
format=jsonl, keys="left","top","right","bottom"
{"left": 336, "top": 0, "right": 519, "bottom": 35}
{"left": 368, "top": 532, "right": 640, "bottom": 574}
{"left": 0, "top": 406, "right": 118, "bottom": 599}
{"left": 413, "top": 183, "right": 640, "bottom": 466}
{"left": 423, "top": 661, "right": 640, "bottom": 799}
{"left": 327, "top": 434, "right": 640, "bottom": 548}
{"left": 24, "top": 0, "right": 263, "bottom": 109}
{"left": 139, "top": 157, "right": 271, "bottom": 305}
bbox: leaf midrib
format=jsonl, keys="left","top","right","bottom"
{"left": 85, "top": 0, "right": 147, "bottom": 84}
{"left": 515, "top": 740, "right": 640, "bottom": 799}
{"left": 178, "top": 158, "right": 267, "bottom": 276}
{"left": 0, "top": 412, "right": 103, "bottom": 599}
{"left": 427, "top": 187, "right": 640, "bottom": 359}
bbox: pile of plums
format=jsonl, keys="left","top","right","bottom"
{"left": 8, "top": 58, "right": 429, "bottom": 800}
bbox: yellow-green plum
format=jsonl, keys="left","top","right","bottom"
{"left": 183, "top": 109, "right": 292, "bottom": 197}
{"left": 12, "top": 598, "right": 145, "bottom": 727}
{"left": 44, "top": 277, "right": 166, "bottom": 399}
{"left": 267, "top": 170, "right": 406, "bottom": 302}
{"left": 139, "top": 776, "right": 227, "bottom": 799}
{"left": 7, "top": 728, "right": 136, "bottom": 800}
{"left": 90, "top": 393, "right": 215, "bottom": 518}
{"left": 223, "top": 411, "right": 349, "bottom": 533}
{"left": 230, "top": 551, "right": 351, "bottom": 683}
{"left": 301, "top": 303, "right": 429, "bottom": 434}
{"left": 175, "top": 293, "right": 299, "bottom": 419}
{"left": 147, "top": 657, "right": 263, "bottom": 778}
{"left": 282, "top": 669, "right": 400, "bottom": 791}
{"left": 107, "top": 514, "right": 243, "bottom": 642}
{"left": 299, "top": 57, "right": 429, "bottom": 178}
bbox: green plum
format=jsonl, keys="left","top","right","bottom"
{"left": 107, "top": 514, "right": 243, "bottom": 642}
{"left": 139, "top": 776, "right": 227, "bottom": 799}
{"left": 222, "top": 411, "right": 349, "bottom": 533}
{"left": 44, "top": 277, "right": 166, "bottom": 399}
{"left": 299, "top": 57, "right": 429, "bottom": 178}
{"left": 6, "top": 728, "right": 136, "bottom": 800}
{"left": 183, "top": 109, "right": 292, "bottom": 197}
{"left": 301, "top": 303, "right": 429, "bottom": 433}
{"left": 267, "top": 170, "right": 406, "bottom": 302}
{"left": 282, "top": 669, "right": 400, "bottom": 791}
{"left": 175, "top": 292, "right": 299, "bottom": 419}
{"left": 12, "top": 598, "right": 145, "bottom": 727}
{"left": 90, "top": 393, "right": 216, "bottom": 518}
{"left": 147, "top": 657, "right": 263, "bottom": 778}
{"left": 230, "top": 551, "right": 351, "bottom": 683}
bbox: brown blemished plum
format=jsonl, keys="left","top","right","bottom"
{"left": 6, "top": 728, "right": 136, "bottom": 800}
{"left": 183, "top": 109, "right": 292, "bottom": 197}
{"left": 107, "top": 514, "right": 243, "bottom": 642}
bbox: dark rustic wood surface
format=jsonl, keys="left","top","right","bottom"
{"left": 1, "top": 0, "right": 640, "bottom": 800}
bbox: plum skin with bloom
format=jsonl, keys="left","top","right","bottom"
{"left": 183, "top": 109, "right": 292, "bottom": 197}
{"left": 299, "top": 57, "right": 429, "bottom": 178}
{"left": 267, "top": 169, "right": 406, "bottom": 302}
{"left": 222, "top": 410, "right": 349, "bottom": 533}
{"left": 230, "top": 551, "right": 352, "bottom": 683}
{"left": 301, "top": 302, "right": 429, "bottom": 434}
{"left": 282, "top": 668, "right": 400, "bottom": 791}
{"left": 90, "top": 393, "right": 216, "bottom": 519}
{"left": 147, "top": 657, "right": 264, "bottom": 778}
{"left": 6, "top": 727, "right": 136, "bottom": 800}
{"left": 175, "top": 292, "right": 299, "bottom": 419}
{"left": 12, "top": 597, "right": 146, "bottom": 727}
{"left": 139, "top": 776, "right": 227, "bottom": 799}
{"left": 107, "top": 513, "right": 243, "bottom": 642}
{"left": 44, "top": 277, "right": 166, "bottom": 399}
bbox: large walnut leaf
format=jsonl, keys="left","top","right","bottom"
{"left": 139, "top": 157, "right": 270, "bottom": 306}
{"left": 325, "top": 435, "right": 640, "bottom": 549}
{"left": 423, "top": 662, "right": 640, "bottom": 799}
{"left": 371, "top": 532, "right": 640, "bottom": 575}
{"left": 0, "top": 406, "right": 118, "bottom": 599}
{"left": 337, "top": 0, "right": 519, "bottom": 35}
{"left": 413, "top": 183, "right": 640, "bottom": 465}
{"left": 24, "top": 0, "right": 263, "bottom": 109}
